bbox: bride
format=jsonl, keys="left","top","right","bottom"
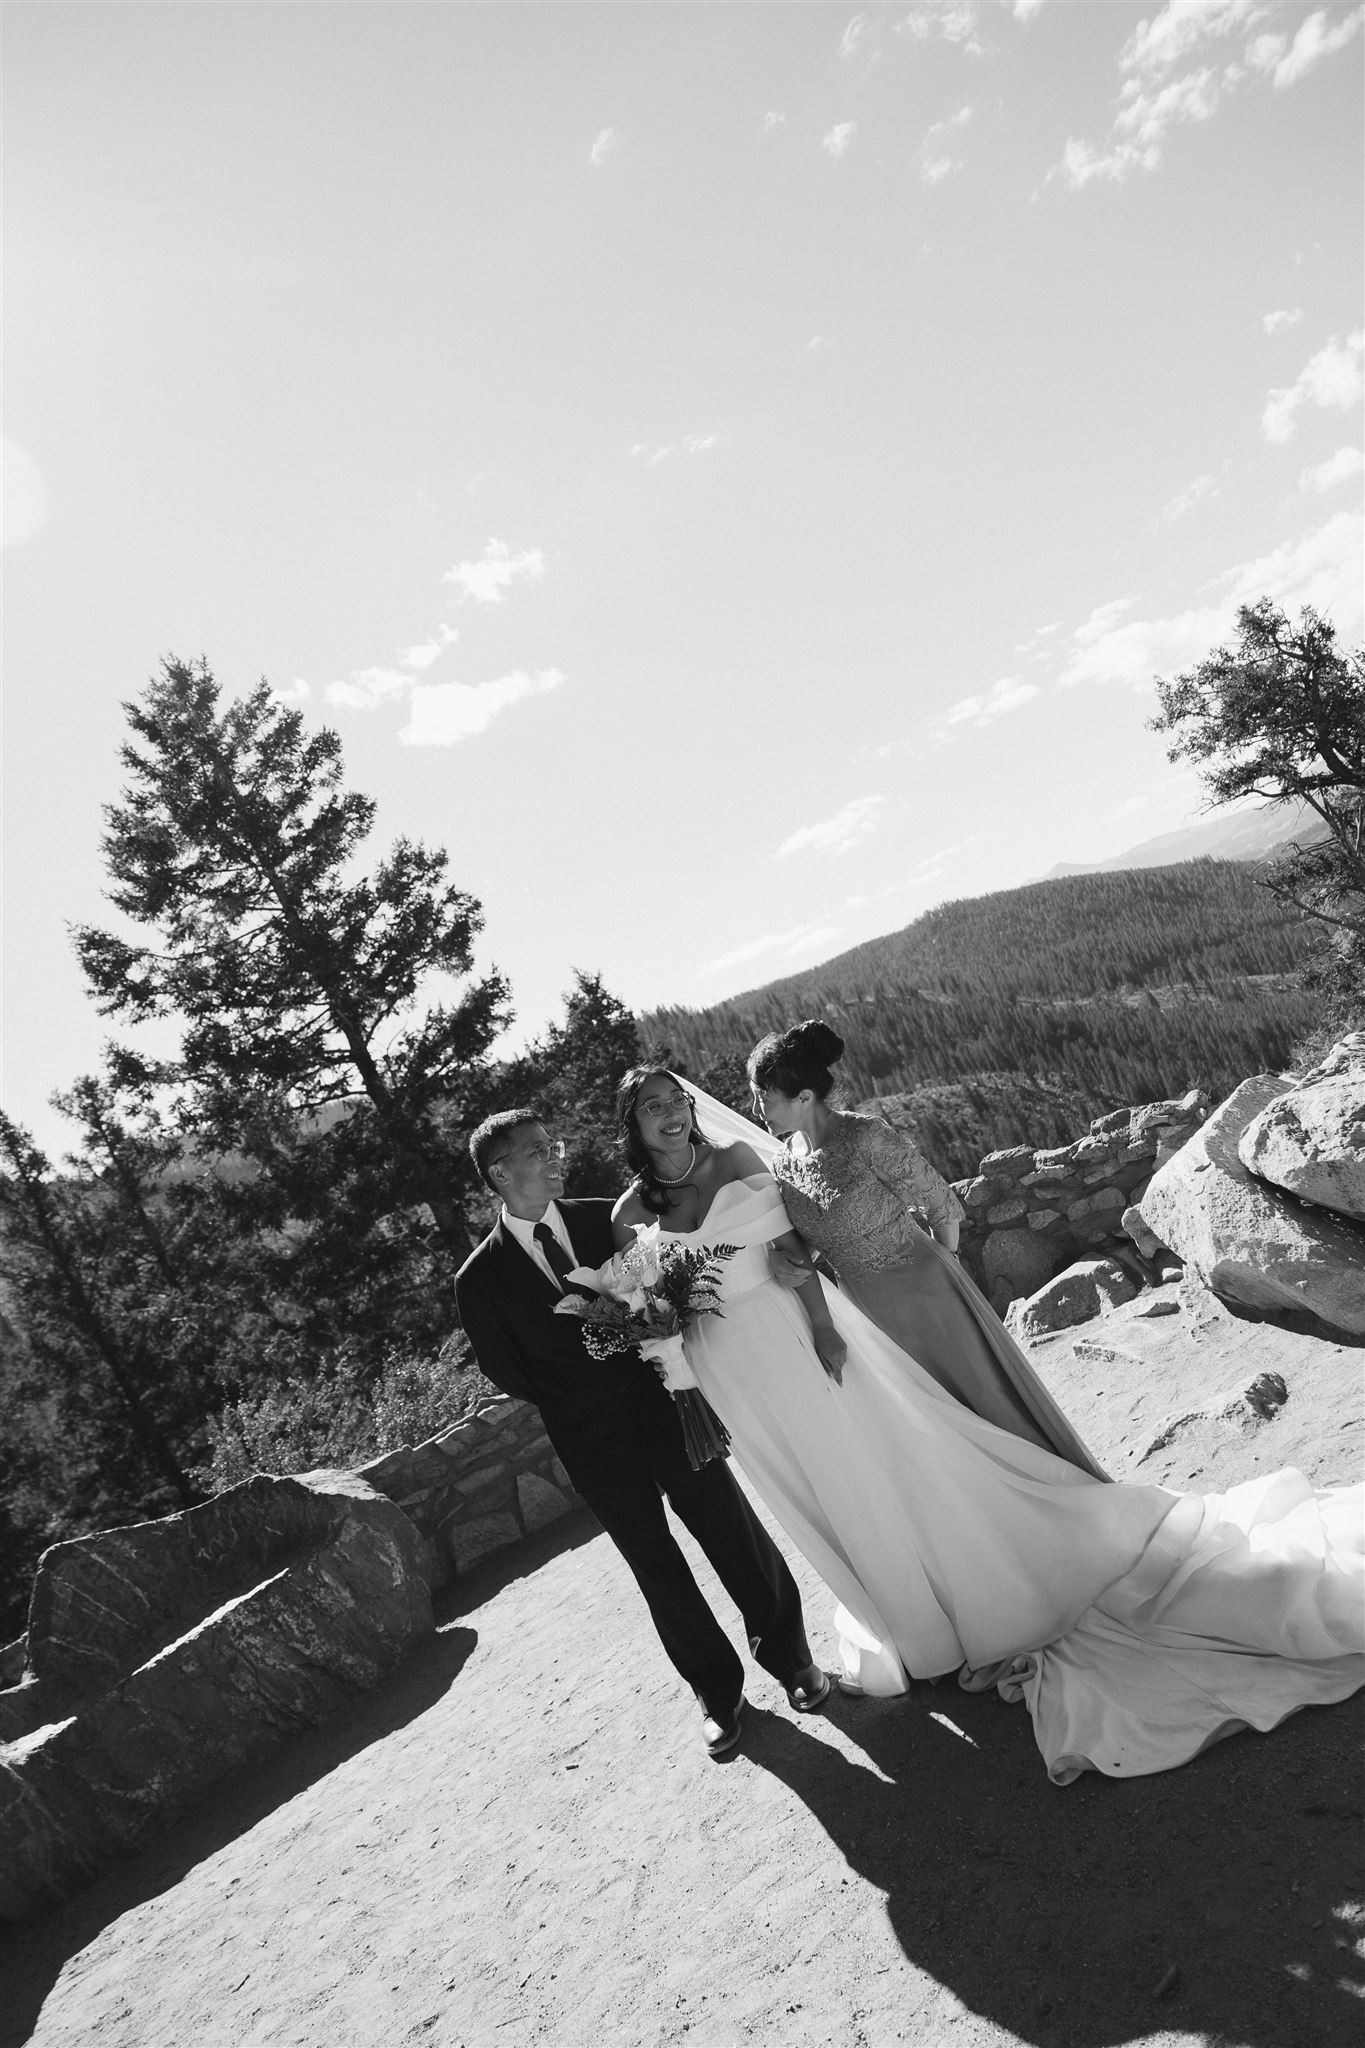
{"left": 607, "top": 1066, "right": 1364, "bottom": 1784}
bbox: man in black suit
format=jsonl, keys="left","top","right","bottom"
{"left": 455, "top": 1109, "right": 826, "bottom": 1756}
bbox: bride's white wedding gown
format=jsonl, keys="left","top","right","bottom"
{"left": 673, "top": 1175, "right": 1364, "bottom": 1784}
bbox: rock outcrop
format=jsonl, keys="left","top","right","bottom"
{"left": 1137, "top": 1075, "right": 1365, "bottom": 1334}
{"left": 1004, "top": 1258, "right": 1139, "bottom": 1342}
{"left": 1238, "top": 1035, "right": 1365, "bottom": 1224}
{"left": 0, "top": 1471, "right": 432, "bottom": 1922}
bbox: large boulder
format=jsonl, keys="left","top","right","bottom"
{"left": 1238, "top": 1062, "right": 1365, "bottom": 1225}
{"left": 1004, "top": 1258, "right": 1138, "bottom": 1342}
{"left": 1137, "top": 1074, "right": 1365, "bottom": 1334}
{"left": 0, "top": 1470, "right": 432, "bottom": 1921}
{"left": 981, "top": 1225, "right": 1061, "bottom": 1308}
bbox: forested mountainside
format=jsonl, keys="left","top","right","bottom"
{"left": 643, "top": 862, "right": 1318, "bottom": 1177}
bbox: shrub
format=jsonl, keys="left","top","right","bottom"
{"left": 193, "top": 1344, "right": 501, "bottom": 1492}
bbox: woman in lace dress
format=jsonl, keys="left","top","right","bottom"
{"left": 750, "top": 1021, "right": 1106, "bottom": 1477}
{"left": 603, "top": 1066, "right": 1363, "bottom": 1781}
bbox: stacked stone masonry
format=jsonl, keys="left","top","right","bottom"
{"left": 357, "top": 1396, "right": 585, "bottom": 1591}
{"left": 941, "top": 1090, "right": 1208, "bottom": 1315}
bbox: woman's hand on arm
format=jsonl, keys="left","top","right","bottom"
{"left": 792, "top": 1267, "right": 847, "bottom": 1384}
{"left": 767, "top": 1228, "right": 814, "bottom": 1290}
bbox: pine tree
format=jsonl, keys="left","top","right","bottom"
{"left": 73, "top": 658, "right": 510, "bottom": 1255}
{"left": 1150, "top": 600, "right": 1365, "bottom": 1027}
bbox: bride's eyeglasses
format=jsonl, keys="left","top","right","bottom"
{"left": 639, "top": 1089, "right": 693, "bottom": 1118}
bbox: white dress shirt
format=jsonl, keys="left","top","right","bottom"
{"left": 501, "top": 1200, "right": 577, "bottom": 1290}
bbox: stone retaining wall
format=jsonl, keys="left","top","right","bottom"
{"left": 935, "top": 1091, "right": 1208, "bottom": 1314}
{"left": 0, "top": 1472, "right": 432, "bottom": 1921}
{"left": 356, "top": 1394, "right": 584, "bottom": 1591}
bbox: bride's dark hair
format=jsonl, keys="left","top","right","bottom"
{"left": 747, "top": 1019, "right": 845, "bottom": 1102}
{"left": 615, "top": 1066, "right": 707, "bottom": 1218}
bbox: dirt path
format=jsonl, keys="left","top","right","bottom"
{"left": 4, "top": 1285, "right": 1362, "bottom": 2048}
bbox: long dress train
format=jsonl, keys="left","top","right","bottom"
{"left": 672, "top": 1175, "right": 1364, "bottom": 1783}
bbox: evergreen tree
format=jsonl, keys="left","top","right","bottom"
{"left": 74, "top": 658, "right": 510, "bottom": 1254}
{"left": 1150, "top": 600, "right": 1365, "bottom": 1027}
{"left": 485, "top": 971, "right": 642, "bottom": 1199}
{"left": 0, "top": 1113, "right": 200, "bottom": 1516}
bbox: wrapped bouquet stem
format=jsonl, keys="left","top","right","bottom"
{"left": 554, "top": 1224, "right": 735, "bottom": 1470}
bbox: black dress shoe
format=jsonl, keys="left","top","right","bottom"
{"left": 701, "top": 1699, "right": 745, "bottom": 1757}
{"left": 785, "top": 1663, "right": 833, "bottom": 1713}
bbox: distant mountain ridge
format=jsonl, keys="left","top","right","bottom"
{"left": 1045, "top": 800, "right": 1325, "bottom": 879}
{"left": 645, "top": 860, "right": 1318, "bottom": 1178}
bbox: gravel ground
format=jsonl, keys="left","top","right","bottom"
{"left": 3, "top": 1281, "right": 1362, "bottom": 2048}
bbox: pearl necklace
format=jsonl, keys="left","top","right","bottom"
{"left": 653, "top": 1142, "right": 697, "bottom": 1186}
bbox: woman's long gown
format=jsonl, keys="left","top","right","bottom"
{"left": 773, "top": 1110, "right": 1108, "bottom": 1478}
{"left": 672, "top": 1174, "right": 1364, "bottom": 1784}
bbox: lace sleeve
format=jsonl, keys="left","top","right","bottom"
{"left": 859, "top": 1117, "right": 965, "bottom": 1234}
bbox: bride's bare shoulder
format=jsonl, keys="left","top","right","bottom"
{"left": 713, "top": 1137, "right": 769, "bottom": 1180}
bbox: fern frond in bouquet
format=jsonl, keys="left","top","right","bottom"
{"left": 553, "top": 1224, "right": 738, "bottom": 1467}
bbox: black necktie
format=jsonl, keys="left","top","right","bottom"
{"left": 534, "top": 1221, "right": 576, "bottom": 1291}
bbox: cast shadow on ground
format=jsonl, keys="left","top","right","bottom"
{"left": 0, "top": 1510, "right": 602, "bottom": 2048}
{"left": 742, "top": 1678, "right": 1363, "bottom": 2048}
{"left": 0, "top": 1616, "right": 480, "bottom": 2048}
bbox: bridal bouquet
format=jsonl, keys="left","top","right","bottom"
{"left": 555, "top": 1223, "right": 737, "bottom": 1469}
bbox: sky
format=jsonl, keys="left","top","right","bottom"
{"left": 4, "top": 0, "right": 1363, "bottom": 1158}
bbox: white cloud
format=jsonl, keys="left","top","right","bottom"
{"left": 1014, "top": 620, "right": 1062, "bottom": 655}
{"left": 1262, "top": 306, "right": 1304, "bottom": 335}
{"left": 1124, "top": 0, "right": 1261, "bottom": 75}
{"left": 1055, "top": 67, "right": 1224, "bottom": 187}
{"left": 822, "top": 122, "right": 857, "bottom": 159}
{"left": 327, "top": 666, "right": 412, "bottom": 710}
{"left": 897, "top": 3, "right": 986, "bottom": 54}
{"left": 762, "top": 110, "right": 787, "bottom": 133}
{"left": 1156, "top": 471, "right": 1219, "bottom": 525}
{"left": 398, "top": 628, "right": 457, "bottom": 672}
{"left": 933, "top": 676, "right": 1041, "bottom": 737}
{"left": 328, "top": 622, "right": 461, "bottom": 709}
{"left": 840, "top": 15, "right": 869, "bottom": 58}
{"left": 400, "top": 668, "right": 565, "bottom": 747}
{"left": 1263, "top": 330, "right": 1364, "bottom": 442}
{"left": 1073, "top": 595, "right": 1138, "bottom": 644}
{"left": 1299, "top": 445, "right": 1365, "bottom": 493}
{"left": 1051, "top": 1, "right": 1360, "bottom": 189}
{"left": 630, "top": 433, "right": 718, "bottom": 464}
{"left": 807, "top": 335, "right": 832, "bottom": 353}
{"left": 1252, "top": 6, "right": 1362, "bottom": 86}
{"left": 442, "top": 538, "right": 545, "bottom": 604}
{"left": 919, "top": 104, "right": 973, "bottom": 184}
{"left": 270, "top": 677, "right": 312, "bottom": 708}
{"left": 1220, "top": 507, "right": 1364, "bottom": 630}
{"left": 696, "top": 921, "right": 842, "bottom": 980}
{"left": 589, "top": 128, "right": 618, "bottom": 168}
{"left": 776, "top": 795, "right": 885, "bottom": 858}
{"left": 1, "top": 437, "right": 49, "bottom": 548}
{"left": 1059, "top": 509, "right": 1364, "bottom": 692}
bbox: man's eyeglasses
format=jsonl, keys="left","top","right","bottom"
{"left": 522, "top": 1139, "right": 567, "bottom": 1165}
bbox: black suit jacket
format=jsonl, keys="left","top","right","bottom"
{"left": 455, "top": 1198, "right": 682, "bottom": 1490}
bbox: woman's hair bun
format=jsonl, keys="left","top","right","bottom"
{"left": 786, "top": 1018, "right": 844, "bottom": 1066}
